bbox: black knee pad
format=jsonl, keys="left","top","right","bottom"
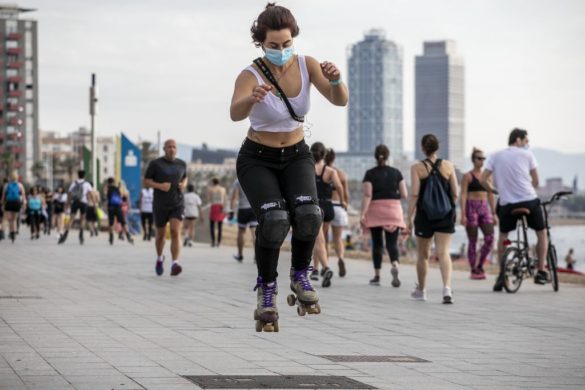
{"left": 292, "top": 196, "right": 323, "bottom": 241}
{"left": 257, "top": 201, "right": 290, "bottom": 249}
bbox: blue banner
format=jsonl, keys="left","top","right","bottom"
{"left": 121, "top": 133, "right": 142, "bottom": 209}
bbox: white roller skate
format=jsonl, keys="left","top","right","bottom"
{"left": 287, "top": 267, "right": 321, "bottom": 316}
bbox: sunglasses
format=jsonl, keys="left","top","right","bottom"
{"left": 475, "top": 157, "right": 486, "bottom": 161}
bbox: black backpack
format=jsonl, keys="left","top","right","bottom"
{"left": 420, "top": 159, "right": 453, "bottom": 221}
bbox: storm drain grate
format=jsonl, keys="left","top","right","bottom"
{"left": 183, "top": 375, "right": 376, "bottom": 389}
{"left": 319, "top": 355, "right": 430, "bottom": 363}
{"left": 0, "top": 296, "right": 42, "bottom": 300}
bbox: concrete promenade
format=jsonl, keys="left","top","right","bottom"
{"left": 1, "top": 236, "right": 584, "bottom": 389}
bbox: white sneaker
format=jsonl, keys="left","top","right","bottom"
{"left": 442, "top": 287, "right": 453, "bottom": 304}
{"left": 410, "top": 285, "right": 427, "bottom": 301}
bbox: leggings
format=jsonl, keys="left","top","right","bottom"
{"left": 141, "top": 212, "right": 153, "bottom": 237}
{"left": 465, "top": 199, "right": 495, "bottom": 269}
{"left": 370, "top": 227, "right": 400, "bottom": 269}
{"left": 29, "top": 210, "right": 41, "bottom": 235}
{"left": 237, "top": 138, "right": 321, "bottom": 283}
{"left": 210, "top": 221, "right": 223, "bottom": 245}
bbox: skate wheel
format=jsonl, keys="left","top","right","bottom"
{"left": 297, "top": 305, "right": 306, "bottom": 316}
{"left": 255, "top": 320, "right": 263, "bottom": 332}
{"left": 315, "top": 303, "right": 321, "bottom": 314}
{"left": 273, "top": 321, "right": 279, "bottom": 332}
{"left": 287, "top": 294, "right": 296, "bottom": 306}
{"left": 263, "top": 323, "right": 274, "bottom": 332}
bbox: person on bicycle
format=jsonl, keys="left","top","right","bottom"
{"left": 480, "top": 128, "right": 548, "bottom": 291}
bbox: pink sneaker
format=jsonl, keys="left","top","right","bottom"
{"left": 470, "top": 269, "right": 483, "bottom": 280}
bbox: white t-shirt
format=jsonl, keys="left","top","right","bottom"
{"left": 485, "top": 147, "right": 538, "bottom": 205}
{"left": 184, "top": 192, "right": 202, "bottom": 218}
{"left": 140, "top": 188, "right": 154, "bottom": 213}
{"left": 68, "top": 180, "right": 93, "bottom": 204}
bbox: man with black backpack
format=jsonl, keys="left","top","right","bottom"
{"left": 104, "top": 177, "right": 134, "bottom": 245}
{"left": 59, "top": 170, "right": 93, "bottom": 245}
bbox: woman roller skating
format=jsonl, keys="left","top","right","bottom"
{"left": 230, "top": 3, "right": 348, "bottom": 332}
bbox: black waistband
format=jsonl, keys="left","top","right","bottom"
{"left": 241, "top": 138, "right": 306, "bottom": 156}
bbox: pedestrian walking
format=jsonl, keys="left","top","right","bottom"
{"left": 310, "top": 142, "right": 345, "bottom": 288}
{"left": 207, "top": 178, "right": 226, "bottom": 247}
{"left": 183, "top": 184, "right": 203, "bottom": 247}
{"left": 407, "top": 134, "right": 458, "bottom": 304}
{"left": 27, "top": 187, "right": 43, "bottom": 240}
{"left": 58, "top": 170, "right": 93, "bottom": 245}
{"left": 144, "top": 139, "right": 187, "bottom": 277}
{"left": 230, "top": 178, "right": 257, "bottom": 262}
{"left": 230, "top": 3, "right": 348, "bottom": 331}
{"left": 139, "top": 187, "right": 154, "bottom": 241}
{"left": 324, "top": 148, "right": 350, "bottom": 277}
{"left": 460, "top": 148, "right": 497, "bottom": 279}
{"left": 52, "top": 186, "right": 67, "bottom": 239}
{"left": 86, "top": 184, "right": 100, "bottom": 237}
{"left": 1, "top": 171, "right": 27, "bottom": 243}
{"left": 361, "top": 145, "right": 407, "bottom": 287}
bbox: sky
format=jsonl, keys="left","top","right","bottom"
{"left": 26, "top": 0, "right": 585, "bottom": 154}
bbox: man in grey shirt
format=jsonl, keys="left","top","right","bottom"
{"left": 230, "top": 179, "right": 257, "bottom": 262}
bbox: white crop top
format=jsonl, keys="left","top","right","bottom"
{"left": 245, "top": 55, "right": 311, "bottom": 132}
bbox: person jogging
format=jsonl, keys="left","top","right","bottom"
{"left": 139, "top": 187, "right": 154, "bottom": 241}
{"left": 480, "top": 128, "right": 549, "bottom": 291}
{"left": 144, "top": 139, "right": 187, "bottom": 277}
{"left": 59, "top": 170, "right": 93, "bottom": 245}
{"left": 1, "top": 171, "right": 26, "bottom": 243}
{"left": 361, "top": 145, "right": 407, "bottom": 287}
{"left": 324, "top": 148, "right": 350, "bottom": 277}
{"left": 460, "top": 148, "right": 497, "bottom": 280}
{"left": 230, "top": 178, "right": 257, "bottom": 262}
{"left": 230, "top": 3, "right": 348, "bottom": 331}
{"left": 407, "top": 134, "right": 458, "bottom": 304}
{"left": 104, "top": 178, "right": 134, "bottom": 245}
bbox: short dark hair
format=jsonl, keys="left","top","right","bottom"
{"left": 77, "top": 170, "right": 85, "bottom": 179}
{"left": 374, "top": 144, "right": 389, "bottom": 166}
{"left": 187, "top": 184, "right": 195, "bottom": 192}
{"left": 421, "top": 134, "right": 439, "bottom": 156}
{"left": 251, "top": 3, "right": 299, "bottom": 48}
{"left": 107, "top": 177, "right": 115, "bottom": 185}
{"left": 508, "top": 128, "right": 528, "bottom": 145}
{"left": 324, "top": 148, "right": 336, "bottom": 166}
{"left": 310, "top": 142, "right": 326, "bottom": 162}
{"left": 211, "top": 178, "right": 219, "bottom": 185}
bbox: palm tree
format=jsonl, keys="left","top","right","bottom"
{"left": 59, "top": 156, "right": 78, "bottom": 184}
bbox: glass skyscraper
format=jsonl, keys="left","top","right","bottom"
{"left": 347, "top": 29, "right": 403, "bottom": 158}
{"left": 415, "top": 41, "right": 465, "bottom": 169}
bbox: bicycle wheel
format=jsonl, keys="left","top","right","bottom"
{"left": 503, "top": 246, "right": 524, "bottom": 293}
{"left": 548, "top": 244, "right": 559, "bottom": 292}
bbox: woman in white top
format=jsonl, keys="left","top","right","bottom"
{"left": 139, "top": 187, "right": 154, "bottom": 241}
{"left": 183, "top": 184, "right": 203, "bottom": 247}
{"left": 230, "top": 3, "right": 348, "bottom": 332}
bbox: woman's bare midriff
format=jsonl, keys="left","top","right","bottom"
{"left": 466, "top": 192, "right": 488, "bottom": 201}
{"left": 247, "top": 127, "right": 304, "bottom": 147}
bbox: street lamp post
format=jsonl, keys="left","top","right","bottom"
{"left": 89, "top": 74, "right": 98, "bottom": 186}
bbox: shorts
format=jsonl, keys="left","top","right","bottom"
{"left": 108, "top": 206, "right": 126, "bottom": 226}
{"left": 414, "top": 209, "right": 456, "bottom": 238}
{"left": 185, "top": 216, "right": 197, "bottom": 221}
{"left": 70, "top": 201, "right": 87, "bottom": 216}
{"left": 465, "top": 199, "right": 494, "bottom": 227}
{"left": 154, "top": 205, "right": 184, "bottom": 228}
{"left": 4, "top": 201, "right": 22, "bottom": 213}
{"left": 54, "top": 203, "right": 65, "bottom": 214}
{"left": 209, "top": 203, "right": 225, "bottom": 222}
{"left": 319, "top": 199, "right": 334, "bottom": 223}
{"left": 331, "top": 203, "right": 348, "bottom": 227}
{"left": 86, "top": 206, "right": 98, "bottom": 222}
{"left": 237, "top": 207, "right": 258, "bottom": 228}
{"left": 497, "top": 199, "right": 545, "bottom": 234}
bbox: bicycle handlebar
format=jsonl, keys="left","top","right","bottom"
{"left": 542, "top": 191, "right": 573, "bottom": 206}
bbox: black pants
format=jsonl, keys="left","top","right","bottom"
{"left": 141, "top": 212, "right": 153, "bottom": 236}
{"left": 210, "top": 221, "right": 223, "bottom": 245}
{"left": 29, "top": 210, "right": 41, "bottom": 235}
{"left": 237, "top": 138, "right": 321, "bottom": 283}
{"left": 370, "top": 227, "right": 400, "bottom": 269}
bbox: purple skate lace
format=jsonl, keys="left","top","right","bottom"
{"left": 253, "top": 277, "right": 277, "bottom": 308}
{"left": 292, "top": 267, "right": 315, "bottom": 292}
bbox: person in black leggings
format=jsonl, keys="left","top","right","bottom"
{"left": 230, "top": 4, "right": 348, "bottom": 331}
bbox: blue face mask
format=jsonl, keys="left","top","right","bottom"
{"left": 264, "top": 46, "right": 294, "bottom": 67}
{"left": 523, "top": 143, "right": 530, "bottom": 150}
